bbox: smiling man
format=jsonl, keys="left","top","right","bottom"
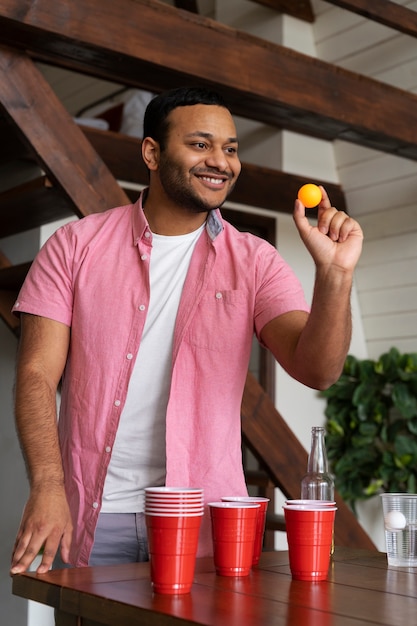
{"left": 11, "top": 87, "right": 363, "bottom": 577}
{"left": 141, "top": 96, "right": 241, "bottom": 232}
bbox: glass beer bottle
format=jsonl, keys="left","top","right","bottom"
{"left": 301, "top": 426, "right": 335, "bottom": 554}
{"left": 301, "top": 426, "right": 334, "bottom": 501}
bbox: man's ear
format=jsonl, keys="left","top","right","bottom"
{"left": 142, "top": 137, "right": 160, "bottom": 171}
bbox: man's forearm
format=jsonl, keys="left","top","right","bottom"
{"left": 294, "top": 265, "right": 353, "bottom": 389}
{"left": 15, "top": 368, "right": 64, "bottom": 489}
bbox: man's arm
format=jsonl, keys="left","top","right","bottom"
{"left": 10, "top": 313, "right": 73, "bottom": 574}
{"left": 261, "top": 186, "right": 363, "bottom": 390}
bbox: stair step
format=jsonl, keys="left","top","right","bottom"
{"left": 0, "top": 261, "right": 32, "bottom": 290}
{"left": 0, "top": 175, "right": 76, "bottom": 238}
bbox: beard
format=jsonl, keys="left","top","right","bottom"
{"left": 158, "top": 153, "right": 236, "bottom": 214}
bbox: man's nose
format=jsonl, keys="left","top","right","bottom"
{"left": 205, "top": 147, "right": 229, "bottom": 171}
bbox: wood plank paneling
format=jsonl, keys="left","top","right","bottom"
{"left": 356, "top": 206, "right": 417, "bottom": 241}
{"left": 325, "top": 0, "right": 417, "bottom": 38}
{"left": 359, "top": 286, "right": 417, "bottom": 316}
{"left": 355, "top": 258, "right": 417, "bottom": 290}
{"left": 358, "top": 232, "right": 417, "bottom": 265}
{"left": 363, "top": 311, "right": 417, "bottom": 340}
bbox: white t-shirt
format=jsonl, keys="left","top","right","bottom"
{"left": 101, "top": 223, "right": 205, "bottom": 512}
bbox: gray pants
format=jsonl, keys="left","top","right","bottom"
{"left": 54, "top": 512, "right": 149, "bottom": 568}
{"left": 89, "top": 512, "right": 149, "bottom": 565}
{"left": 54, "top": 513, "right": 149, "bottom": 625}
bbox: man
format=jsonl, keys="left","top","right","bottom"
{"left": 10, "top": 86, "right": 363, "bottom": 575}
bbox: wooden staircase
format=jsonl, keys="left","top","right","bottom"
{"left": 1, "top": 0, "right": 402, "bottom": 551}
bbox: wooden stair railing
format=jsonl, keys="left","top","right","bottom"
{"left": 0, "top": 47, "right": 129, "bottom": 219}
{"left": 242, "top": 371, "right": 377, "bottom": 550}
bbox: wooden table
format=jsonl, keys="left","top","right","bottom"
{"left": 12, "top": 547, "right": 417, "bottom": 625}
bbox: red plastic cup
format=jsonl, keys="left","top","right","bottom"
{"left": 283, "top": 505, "right": 336, "bottom": 581}
{"left": 208, "top": 502, "right": 259, "bottom": 576}
{"left": 221, "top": 496, "right": 270, "bottom": 566}
{"left": 145, "top": 512, "right": 203, "bottom": 594}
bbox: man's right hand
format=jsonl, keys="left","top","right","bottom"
{"left": 10, "top": 486, "right": 73, "bottom": 574}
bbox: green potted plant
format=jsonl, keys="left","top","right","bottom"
{"left": 321, "top": 347, "right": 417, "bottom": 512}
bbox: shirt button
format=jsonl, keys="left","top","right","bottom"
{"left": 114, "top": 399, "right": 121, "bottom": 407}
{"left": 105, "top": 446, "right": 111, "bottom": 453}
{"left": 139, "top": 304, "right": 146, "bottom": 311}
{"left": 141, "top": 254, "right": 148, "bottom": 261}
{"left": 92, "top": 502, "right": 99, "bottom": 509}
{"left": 144, "top": 231, "right": 151, "bottom": 239}
{"left": 215, "top": 292, "right": 223, "bottom": 300}
{"left": 126, "top": 353, "right": 133, "bottom": 360}
{"left": 15, "top": 301, "right": 20, "bottom": 308}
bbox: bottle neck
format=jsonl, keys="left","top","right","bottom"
{"left": 307, "top": 427, "right": 329, "bottom": 474}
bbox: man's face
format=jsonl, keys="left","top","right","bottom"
{"left": 156, "top": 104, "right": 241, "bottom": 213}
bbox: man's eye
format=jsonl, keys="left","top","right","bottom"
{"left": 193, "top": 142, "right": 206, "bottom": 149}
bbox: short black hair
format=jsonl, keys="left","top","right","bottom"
{"left": 143, "top": 86, "right": 229, "bottom": 150}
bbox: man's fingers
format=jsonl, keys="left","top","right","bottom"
{"left": 11, "top": 533, "right": 44, "bottom": 574}
{"left": 37, "top": 543, "right": 58, "bottom": 573}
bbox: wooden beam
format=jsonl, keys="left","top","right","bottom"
{"left": 250, "top": 0, "right": 314, "bottom": 23}
{"left": 0, "top": 46, "right": 129, "bottom": 219}
{"left": 0, "top": 1, "right": 417, "bottom": 159}
{"left": 233, "top": 162, "right": 347, "bottom": 214}
{"left": 326, "top": 0, "right": 417, "bottom": 39}
{"left": 82, "top": 126, "right": 347, "bottom": 214}
{"left": 241, "top": 371, "right": 377, "bottom": 549}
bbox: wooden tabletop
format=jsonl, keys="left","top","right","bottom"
{"left": 12, "top": 547, "right": 417, "bottom": 626}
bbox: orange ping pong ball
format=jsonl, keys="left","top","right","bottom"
{"left": 297, "top": 183, "right": 322, "bottom": 208}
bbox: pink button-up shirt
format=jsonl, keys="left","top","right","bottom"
{"left": 13, "top": 191, "right": 309, "bottom": 566}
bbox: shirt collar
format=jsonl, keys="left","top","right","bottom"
{"left": 132, "top": 188, "right": 224, "bottom": 243}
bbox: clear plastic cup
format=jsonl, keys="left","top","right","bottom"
{"left": 381, "top": 493, "right": 417, "bottom": 566}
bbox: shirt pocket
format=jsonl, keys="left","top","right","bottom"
{"left": 184, "top": 289, "right": 252, "bottom": 352}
